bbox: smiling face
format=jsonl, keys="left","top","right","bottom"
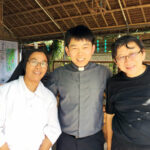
{"left": 65, "top": 38, "right": 95, "bottom": 67}
{"left": 115, "top": 41, "right": 146, "bottom": 77}
{"left": 24, "top": 52, "right": 48, "bottom": 84}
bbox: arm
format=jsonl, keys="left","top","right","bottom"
{"left": 39, "top": 136, "right": 52, "bottom": 150}
{"left": 43, "top": 95, "right": 61, "bottom": 148}
{"left": 106, "top": 113, "right": 114, "bottom": 150}
{"left": 0, "top": 90, "right": 8, "bottom": 150}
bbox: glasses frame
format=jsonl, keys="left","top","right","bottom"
{"left": 28, "top": 59, "right": 48, "bottom": 68}
{"left": 115, "top": 50, "right": 142, "bottom": 63}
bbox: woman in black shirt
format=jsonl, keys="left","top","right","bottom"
{"left": 106, "top": 35, "right": 150, "bottom": 150}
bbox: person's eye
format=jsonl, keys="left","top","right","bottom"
{"left": 30, "top": 60, "right": 37, "bottom": 63}
{"left": 71, "top": 47, "right": 77, "bottom": 50}
{"left": 83, "top": 46, "right": 88, "bottom": 49}
{"left": 41, "top": 62, "right": 47, "bottom": 67}
{"left": 118, "top": 56, "right": 125, "bottom": 60}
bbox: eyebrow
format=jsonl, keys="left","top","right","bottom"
{"left": 29, "top": 58, "right": 47, "bottom": 62}
{"left": 70, "top": 43, "right": 90, "bottom": 47}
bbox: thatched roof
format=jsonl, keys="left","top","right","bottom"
{"left": 1, "top": 0, "right": 150, "bottom": 42}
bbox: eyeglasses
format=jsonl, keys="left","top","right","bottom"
{"left": 28, "top": 59, "right": 48, "bottom": 68}
{"left": 116, "top": 50, "right": 141, "bottom": 62}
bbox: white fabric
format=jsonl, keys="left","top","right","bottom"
{"left": 0, "top": 76, "right": 61, "bottom": 150}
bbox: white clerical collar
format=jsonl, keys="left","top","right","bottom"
{"left": 78, "top": 67, "right": 85, "bottom": 71}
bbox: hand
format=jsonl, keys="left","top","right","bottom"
{"left": 39, "top": 136, "right": 52, "bottom": 150}
{"left": 0, "top": 143, "right": 9, "bottom": 150}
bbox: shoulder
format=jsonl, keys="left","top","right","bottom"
{"left": 91, "top": 63, "right": 110, "bottom": 71}
{"left": 0, "top": 79, "right": 19, "bottom": 102}
{"left": 0, "top": 79, "right": 19, "bottom": 92}
{"left": 92, "top": 63, "right": 112, "bottom": 76}
{"left": 50, "top": 64, "right": 69, "bottom": 75}
{"left": 107, "top": 72, "right": 124, "bottom": 86}
{"left": 146, "top": 65, "right": 150, "bottom": 72}
{"left": 39, "top": 82, "right": 57, "bottom": 103}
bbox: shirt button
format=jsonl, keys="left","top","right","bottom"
{"left": 128, "top": 124, "right": 132, "bottom": 127}
{"left": 146, "top": 112, "right": 150, "bottom": 114}
{"left": 137, "top": 118, "right": 141, "bottom": 120}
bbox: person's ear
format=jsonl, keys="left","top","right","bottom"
{"left": 141, "top": 49, "right": 146, "bottom": 60}
{"left": 65, "top": 46, "right": 70, "bottom": 57}
{"left": 91, "top": 44, "right": 95, "bottom": 54}
{"left": 113, "top": 58, "right": 117, "bottom": 64}
{"left": 113, "top": 58, "right": 118, "bottom": 67}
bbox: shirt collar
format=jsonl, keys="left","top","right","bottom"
{"left": 71, "top": 62, "right": 91, "bottom": 71}
{"left": 19, "top": 76, "right": 43, "bottom": 98}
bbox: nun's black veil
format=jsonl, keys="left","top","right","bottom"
{"left": 7, "top": 49, "right": 49, "bottom": 83}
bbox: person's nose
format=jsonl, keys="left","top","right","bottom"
{"left": 77, "top": 48, "right": 83, "bottom": 55}
{"left": 125, "top": 55, "right": 130, "bottom": 61}
{"left": 35, "top": 62, "right": 42, "bottom": 68}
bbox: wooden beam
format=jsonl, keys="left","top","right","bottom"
{"left": 83, "top": 0, "right": 99, "bottom": 27}
{"left": 0, "top": 0, "right": 3, "bottom": 24}
{"left": 118, "top": 0, "right": 129, "bottom": 33}
{"left": 35, "top": 0, "right": 64, "bottom": 36}
{"left": 4, "top": 1, "right": 150, "bottom": 19}
{"left": 122, "top": 0, "right": 132, "bottom": 24}
{"left": 73, "top": 2, "right": 89, "bottom": 28}
{"left": 19, "top": 22, "right": 150, "bottom": 39}
{"left": 53, "top": 7, "right": 70, "bottom": 29}
{"left": 57, "top": 0, "right": 76, "bottom": 27}
{"left": 105, "top": 0, "right": 118, "bottom": 25}
{"left": 95, "top": 0, "right": 108, "bottom": 26}
{"left": 139, "top": 0, "right": 147, "bottom": 22}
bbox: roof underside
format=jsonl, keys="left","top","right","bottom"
{"left": 2, "top": 0, "right": 150, "bottom": 42}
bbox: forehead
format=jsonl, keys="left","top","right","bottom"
{"left": 69, "top": 38, "right": 92, "bottom": 46}
{"left": 117, "top": 41, "right": 140, "bottom": 54}
{"left": 29, "top": 52, "right": 47, "bottom": 60}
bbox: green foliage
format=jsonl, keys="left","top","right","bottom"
{"left": 49, "top": 40, "right": 64, "bottom": 71}
{"left": 52, "top": 40, "right": 64, "bottom": 60}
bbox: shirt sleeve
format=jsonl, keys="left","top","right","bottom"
{"left": 43, "top": 95, "right": 61, "bottom": 145}
{"left": 105, "top": 79, "right": 115, "bottom": 114}
{"left": 0, "top": 88, "right": 7, "bottom": 147}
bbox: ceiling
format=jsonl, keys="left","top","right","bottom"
{"left": 2, "top": 0, "right": 150, "bottom": 42}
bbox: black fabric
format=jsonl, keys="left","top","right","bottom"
{"left": 111, "top": 133, "right": 150, "bottom": 150}
{"left": 7, "top": 60, "right": 25, "bottom": 82}
{"left": 106, "top": 65, "right": 150, "bottom": 145}
{"left": 56, "top": 131, "right": 105, "bottom": 150}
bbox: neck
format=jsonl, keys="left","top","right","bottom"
{"left": 23, "top": 77, "right": 39, "bottom": 92}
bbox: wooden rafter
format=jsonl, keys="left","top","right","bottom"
{"left": 122, "top": 0, "right": 132, "bottom": 24}
{"left": 93, "top": 0, "right": 108, "bottom": 26}
{"left": 0, "top": 0, "right": 16, "bottom": 37}
{"left": 53, "top": 7, "right": 70, "bottom": 29}
{"left": 4, "top": 2, "right": 150, "bottom": 20}
{"left": 57, "top": 0, "right": 76, "bottom": 27}
{"left": 0, "top": 0, "right": 3, "bottom": 24}
{"left": 118, "top": 0, "right": 129, "bottom": 33}
{"left": 2, "top": 0, "right": 150, "bottom": 41}
{"left": 19, "top": 21, "right": 150, "bottom": 39}
{"left": 105, "top": 0, "right": 118, "bottom": 25}
{"left": 139, "top": 0, "right": 147, "bottom": 22}
{"left": 83, "top": 0, "right": 99, "bottom": 27}
{"left": 73, "top": 2, "right": 89, "bottom": 28}
{"left": 35, "top": 0, "right": 64, "bottom": 36}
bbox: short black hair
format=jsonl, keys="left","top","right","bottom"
{"left": 111, "top": 35, "right": 144, "bottom": 59}
{"left": 65, "top": 25, "right": 95, "bottom": 47}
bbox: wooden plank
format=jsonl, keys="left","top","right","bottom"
{"left": 0, "top": 0, "right": 3, "bottom": 24}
